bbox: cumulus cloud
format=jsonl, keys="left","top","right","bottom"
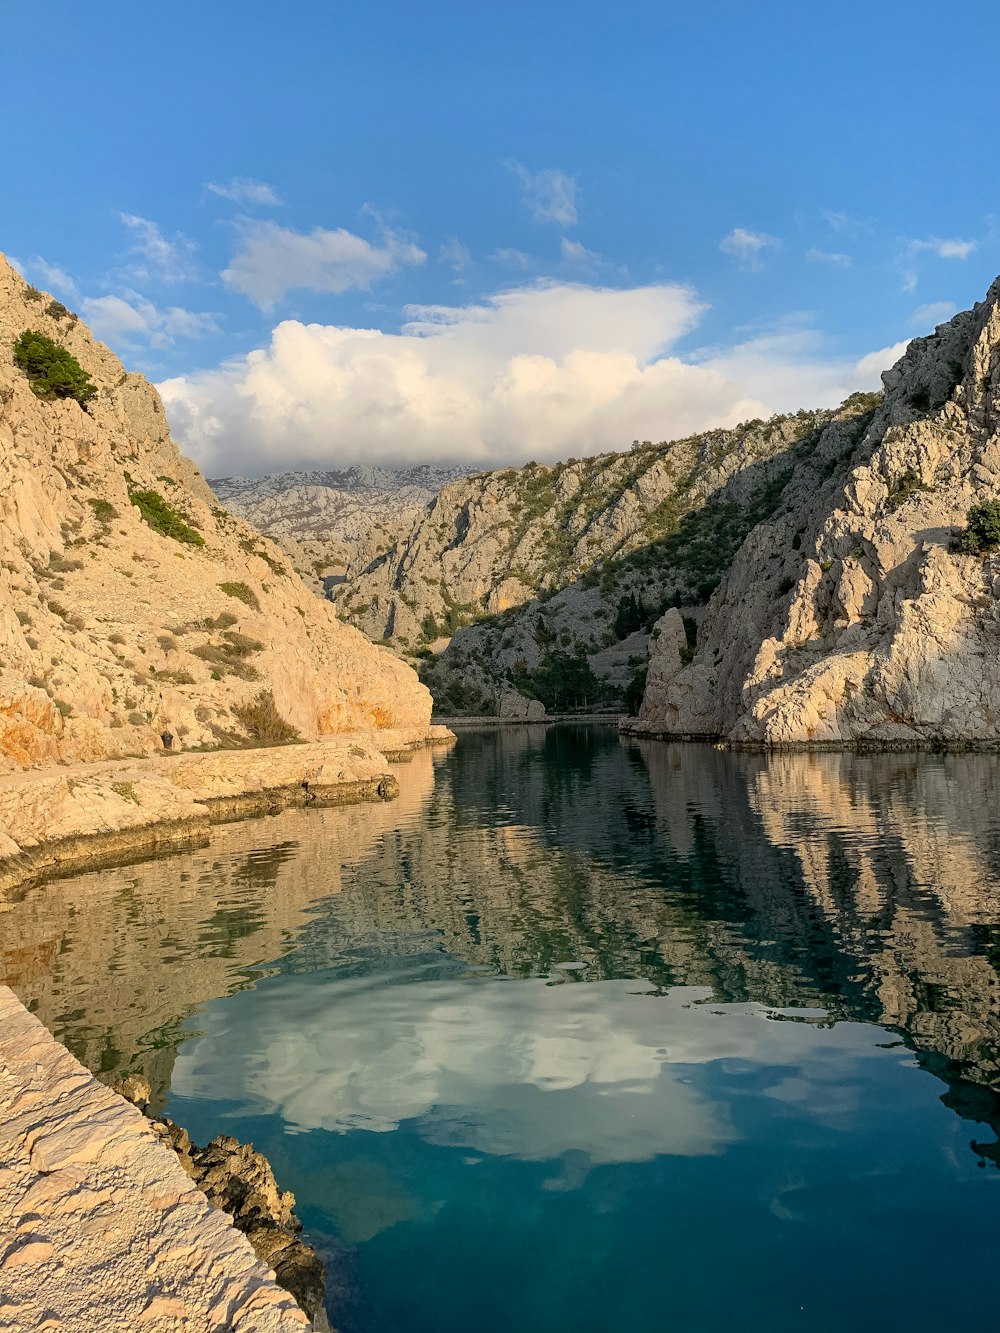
{"left": 159, "top": 279, "right": 906, "bottom": 476}
{"left": 509, "top": 162, "right": 579, "bottom": 226}
{"left": 806, "top": 248, "right": 851, "bottom": 267}
{"left": 206, "top": 177, "right": 283, "bottom": 206}
{"left": 222, "top": 219, "right": 427, "bottom": 308}
{"left": 83, "top": 292, "right": 218, "bottom": 348}
{"left": 119, "top": 213, "right": 199, "bottom": 283}
{"left": 853, "top": 339, "right": 909, "bottom": 382}
{"left": 720, "top": 227, "right": 781, "bottom": 270}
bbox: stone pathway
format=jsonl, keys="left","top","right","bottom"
{"left": 0, "top": 986, "right": 312, "bottom": 1332}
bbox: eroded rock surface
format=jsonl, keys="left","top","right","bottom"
{"left": 0, "top": 987, "right": 314, "bottom": 1332}
{"left": 628, "top": 275, "right": 1000, "bottom": 744}
{"left": 0, "top": 254, "right": 432, "bottom": 772}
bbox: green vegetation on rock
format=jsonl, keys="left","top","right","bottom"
{"left": 957, "top": 501, "right": 1000, "bottom": 554}
{"left": 129, "top": 489, "right": 205, "bottom": 546}
{"left": 13, "top": 330, "right": 96, "bottom": 405}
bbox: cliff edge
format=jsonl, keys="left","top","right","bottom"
{"left": 628, "top": 275, "right": 1000, "bottom": 745}
{"left": 0, "top": 254, "right": 432, "bottom": 771}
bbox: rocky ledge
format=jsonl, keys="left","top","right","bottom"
{"left": 114, "top": 1076, "right": 330, "bottom": 1331}
{"left": 0, "top": 727, "right": 454, "bottom": 896}
{"left": 0, "top": 986, "right": 315, "bottom": 1332}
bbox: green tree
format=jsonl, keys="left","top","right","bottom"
{"left": 958, "top": 501, "right": 1000, "bottom": 554}
{"left": 13, "top": 330, "right": 96, "bottom": 404}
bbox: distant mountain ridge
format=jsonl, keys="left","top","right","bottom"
{"left": 210, "top": 464, "right": 476, "bottom": 595}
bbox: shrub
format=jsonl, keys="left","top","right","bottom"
{"left": 217, "top": 581, "right": 260, "bottom": 611}
{"left": 88, "top": 497, "right": 119, "bottom": 523}
{"left": 957, "top": 501, "right": 1000, "bottom": 554}
{"left": 45, "top": 299, "right": 75, "bottom": 321}
{"left": 13, "top": 330, "right": 96, "bottom": 404}
{"left": 232, "top": 689, "right": 301, "bottom": 745}
{"left": 129, "top": 489, "right": 205, "bottom": 545}
{"left": 887, "top": 469, "right": 934, "bottom": 511}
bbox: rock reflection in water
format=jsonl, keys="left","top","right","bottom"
{"left": 5, "top": 726, "right": 1000, "bottom": 1332}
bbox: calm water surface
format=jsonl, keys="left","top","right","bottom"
{"left": 4, "top": 727, "right": 1000, "bottom": 1332}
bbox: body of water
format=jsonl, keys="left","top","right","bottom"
{"left": 4, "top": 726, "right": 1000, "bottom": 1331}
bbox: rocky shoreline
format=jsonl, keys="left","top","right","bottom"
{"left": 0, "top": 986, "right": 317, "bottom": 1331}
{"left": 0, "top": 727, "right": 454, "bottom": 898}
{"left": 113, "top": 1075, "right": 330, "bottom": 1331}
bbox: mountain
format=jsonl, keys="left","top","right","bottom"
{"left": 331, "top": 406, "right": 868, "bottom": 715}
{"left": 629, "top": 275, "right": 1000, "bottom": 745}
{"left": 0, "top": 254, "right": 432, "bottom": 772}
{"left": 211, "top": 464, "right": 474, "bottom": 596}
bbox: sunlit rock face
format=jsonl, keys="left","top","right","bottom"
{"left": 629, "top": 276, "right": 1000, "bottom": 744}
{"left": 0, "top": 253, "right": 432, "bottom": 771}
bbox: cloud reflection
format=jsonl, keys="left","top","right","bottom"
{"left": 173, "top": 974, "right": 874, "bottom": 1165}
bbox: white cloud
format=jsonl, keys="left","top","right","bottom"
{"left": 820, "top": 208, "right": 854, "bottom": 232}
{"left": 910, "top": 301, "right": 957, "bottom": 329}
{"left": 83, "top": 292, "right": 218, "bottom": 349}
{"left": 222, "top": 219, "right": 427, "bottom": 308}
{"left": 119, "top": 213, "right": 199, "bottom": 283}
{"left": 853, "top": 340, "right": 909, "bottom": 382}
{"left": 15, "top": 255, "right": 80, "bottom": 296}
{"left": 560, "top": 237, "right": 600, "bottom": 264}
{"left": 439, "top": 237, "right": 473, "bottom": 272}
{"left": 493, "top": 247, "right": 534, "bottom": 268}
{"left": 206, "top": 177, "right": 283, "bottom": 206}
{"left": 720, "top": 227, "right": 781, "bottom": 270}
{"left": 806, "top": 248, "right": 851, "bottom": 268}
{"left": 910, "top": 236, "right": 976, "bottom": 260}
{"left": 159, "top": 279, "right": 907, "bottom": 476}
{"left": 509, "top": 162, "right": 579, "bottom": 226}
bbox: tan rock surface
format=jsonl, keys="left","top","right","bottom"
{"left": 628, "top": 275, "right": 1000, "bottom": 744}
{"left": 0, "top": 729, "right": 452, "bottom": 895}
{"left": 0, "top": 253, "right": 432, "bottom": 772}
{"left": 0, "top": 986, "right": 313, "bottom": 1332}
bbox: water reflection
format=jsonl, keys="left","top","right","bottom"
{"left": 5, "top": 727, "right": 1000, "bottom": 1330}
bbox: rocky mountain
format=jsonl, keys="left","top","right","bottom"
{"left": 0, "top": 253, "right": 432, "bottom": 772}
{"left": 211, "top": 464, "right": 473, "bottom": 596}
{"left": 332, "top": 406, "right": 869, "bottom": 716}
{"left": 629, "top": 274, "right": 1000, "bottom": 746}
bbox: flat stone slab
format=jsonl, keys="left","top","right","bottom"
{"left": 0, "top": 986, "right": 312, "bottom": 1332}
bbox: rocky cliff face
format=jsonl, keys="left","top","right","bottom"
{"left": 628, "top": 274, "right": 1000, "bottom": 745}
{"left": 333, "top": 411, "right": 840, "bottom": 715}
{"left": 0, "top": 254, "right": 432, "bottom": 771}
{"left": 211, "top": 465, "right": 472, "bottom": 596}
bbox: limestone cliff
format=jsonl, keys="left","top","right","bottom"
{"left": 629, "top": 275, "right": 1000, "bottom": 745}
{"left": 0, "top": 254, "right": 432, "bottom": 771}
{"left": 334, "top": 411, "right": 838, "bottom": 715}
{"left": 211, "top": 465, "right": 472, "bottom": 597}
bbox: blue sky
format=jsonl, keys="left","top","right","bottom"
{"left": 3, "top": 0, "right": 998, "bottom": 475}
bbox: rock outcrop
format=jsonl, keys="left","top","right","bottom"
{"left": 0, "top": 254, "right": 432, "bottom": 771}
{"left": 211, "top": 465, "right": 473, "bottom": 597}
{"left": 628, "top": 275, "right": 1000, "bottom": 745}
{"left": 330, "top": 411, "right": 833, "bottom": 715}
{"left": 0, "top": 986, "right": 314, "bottom": 1332}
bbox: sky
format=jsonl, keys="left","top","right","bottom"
{"left": 3, "top": 0, "right": 998, "bottom": 477}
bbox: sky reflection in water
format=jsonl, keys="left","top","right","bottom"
{"left": 5, "top": 727, "right": 1000, "bottom": 1332}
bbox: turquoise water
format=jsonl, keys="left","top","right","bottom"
{"left": 5, "top": 727, "right": 1000, "bottom": 1331}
